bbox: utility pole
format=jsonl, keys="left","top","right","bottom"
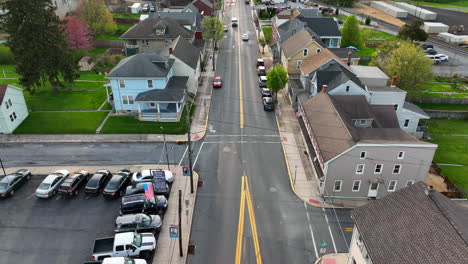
{"left": 0, "top": 157, "right": 6, "bottom": 177}
{"left": 186, "top": 103, "right": 194, "bottom": 194}
{"left": 178, "top": 190, "right": 183, "bottom": 257}
{"left": 161, "top": 126, "right": 170, "bottom": 170}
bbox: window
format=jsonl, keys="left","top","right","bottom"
{"left": 147, "top": 80, "right": 153, "bottom": 88}
{"left": 374, "top": 164, "right": 383, "bottom": 174}
{"left": 333, "top": 180, "right": 342, "bottom": 192}
{"left": 316, "top": 48, "right": 321, "bottom": 53}
{"left": 346, "top": 86, "right": 350, "bottom": 92}
{"left": 356, "top": 164, "right": 364, "bottom": 174}
{"left": 149, "top": 102, "right": 156, "bottom": 108}
{"left": 115, "top": 245, "right": 124, "bottom": 251}
{"left": 142, "top": 39, "right": 149, "bottom": 46}
{"left": 406, "top": 180, "right": 414, "bottom": 186}
{"left": 122, "top": 95, "right": 134, "bottom": 105}
{"left": 352, "top": 180, "right": 361, "bottom": 192}
{"left": 393, "top": 164, "right": 401, "bottom": 174}
{"left": 360, "top": 120, "right": 366, "bottom": 125}
{"left": 397, "top": 151, "right": 405, "bottom": 159}
{"left": 303, "top": 49, "right": 308, "bottom": 57}
{"left": 119, "top": 80, "right": 125, "bottom": 88}
{"left": 388, "top": 180, "right": 397, "bottom": 192}
{"left": 9, "top": 112, "right": 17, "bottom": 122}
{"left": 360, "top": 151, "right": 366, "bottom": 159}
{"left": 404, "top": 119, "right": 410, "bottom": 127}
{"left": 297, "top": 60, "right": 302, "bottom": 69}
{"left": 394, "top": 104, "right": 398, "bottom": 111}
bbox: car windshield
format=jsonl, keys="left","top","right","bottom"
{"left": 0, "top": 183, "right": 8, "bottom": 190}
{"left": 38, "top": 183, "right": 50, "bottom": 190}
{"left": 133, "top": 233, "right": 142, "bottom": 247}
{"left": 87, "top": 176, "right": 100, "bottom": 187}
{"left": 124, "top": 258, "right": 135, "bottom": 264}
{"left": 141, "top": 214, "right": 151, "bottom": 225}
{"left": 215, "top": 78, "right": 221, "bottom": 82}
{"left": 106, "top": 178, "right": 122, "bottom": 189}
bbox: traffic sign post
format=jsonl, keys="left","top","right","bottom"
{"left": 319, "top": 240, "right": 329, "bottom": 264}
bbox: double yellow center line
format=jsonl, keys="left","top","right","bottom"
{"left": 235, "top": 176, "right": 262, "bottom": 264}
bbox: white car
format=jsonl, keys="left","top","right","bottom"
{"left": 426, "top": 55, "right": 441, "bottom": 64}
{"left": 132, "top": 169, "right": 174, "bottom": 184}
{"left": 242, "top": 33, "right": 249, "bottom": 41}
{"left": 142, "top": 4, "right": 149, "bottom": 12}
{"left": 102, "top": 257, "right": 147, "bottom": 264}
{"left": 35, "top": 170, "right": 70, "bottom": 198}
{"left": 436, "top": 54, "right": 449, "bottom": 61}
{"left": 223, "top": 25, "right": 228, "bottom": 32}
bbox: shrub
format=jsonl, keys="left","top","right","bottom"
{"left": 0, "top": 45, "right": 15, "bottom": 64}
{"left": 365, "top": 16, "right": 371, "bottom": 25}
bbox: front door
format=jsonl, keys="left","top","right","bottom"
{"left": 368, "top": 183, "right": 379, "bottom": 198}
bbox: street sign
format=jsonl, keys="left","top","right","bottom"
{"left": 320, "top": 240, "right": 329, "bottom": 248}
{"left": 320, "top": 247, "right": 326, "bottom": 254}
{"left": 169, "top": 224, "right": 179, "bottom": 238}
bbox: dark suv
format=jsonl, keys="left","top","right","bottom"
{"left": 58, "top": 171, "right": 89, "bottom": 196}
{"left": 120, "top": 193, "right": 167, "bottom": 215}
{"left": 115, "top": 213, "right": 162, "bottom": 234}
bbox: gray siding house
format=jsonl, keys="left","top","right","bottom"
{"left": 54, "top": 0, "right": 78, "bottom": 17}
{"left": 299, "top": 92, "right": 437, "bottom": 203}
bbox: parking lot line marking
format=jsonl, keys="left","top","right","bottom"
{"left": 55, "top": 195, "right": 62, "bottom": 200}
{"left": 245, "top": 176, "right": 262, "bottom": 264}
{"left": 193, "top": 142, "right": 205, "bottom": 168}
{"left": 26, "top": 192, "right": 36, "bottom": 199}
{"left": 235, "top": 176, "right": 246, "bottom": 264}
{"left": 321, "top": 207, "right": 338, "bottom": 253}
{"left": 179, "top": 145, "right": 189, "bottom": 165}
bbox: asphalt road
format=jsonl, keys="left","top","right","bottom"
{"left": 187, "top": 1, "right": 353, "bottom": 263}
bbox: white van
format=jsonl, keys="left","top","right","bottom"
{"left": 232, "top": 17, "right": 238, "bottom": 27}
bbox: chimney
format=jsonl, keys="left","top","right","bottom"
{"left": 347, "top": 50, "right": 352, "bottom": 66}
{"left": 425, "top": 185, "right": 435, "bottom": 196}
{"left": 322, "top": 85, "right": 327, "bottom": 93}
{"left": 312, "top": 35, "right": 315, "bottom": 39}
{"left": 169, "top": 47, "right": 173, "bottom": 54}
{"left": 390, "top": 76, "right": 398, "bottom": 87}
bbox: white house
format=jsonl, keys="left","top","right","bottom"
{"left": 0, "top": 84, "right": 29, "bottom": 134}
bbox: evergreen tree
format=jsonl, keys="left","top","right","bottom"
{"left": 0, "top": 0, "right": 78, "bottom": 93}
{"left": 340, "top": 15, "right": 362, "bottom": 48}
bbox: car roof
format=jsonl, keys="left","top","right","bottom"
{"left": 43, "top": 174, "right": 60, "bottom": 183}
{"left": 55, "top": 170, "right": 69, "bottom": 175}
{"left": 262, "top": 88, "right": 270, "bottom": 92}
{"left": 264, "top": 97, "right": 273, "bottom": 103}
{"left": 116, "top": 214, "right": 144, "bottom": 225}
{"left": 260, "top": 76, "right": 267, "bottom": 80}
{"left": 122, "top": 194, "right": 146, "bottom": 203}
{"left": 0, "top": 175, "right": 17, "bottom": 183}
{"left": 257, "top": 58, "right": 264, "bottom": 62}
{"left": 258, "top": 66, "right": 265, "bottom": 69}
{"left": 215, "top": 76, "right": 221, "bottom": 79}
{"left": 111, "top": 174, "right": 125, "bottom": 181}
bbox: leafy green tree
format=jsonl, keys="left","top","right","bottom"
{"left": 398, "top": 20, "right": 428, "bottom": 43}
{"left": 201, "top": 17, "right": 224, "bottom": 70}
{"left": 77, "top": 0, "right": 117, "bottom": 37}
{"left": 371, "top": 41, "right": 432, "bottom": 91}
{"left": 266, "top": 64, "right": 288, "bottom": 102}
{"left": 0, "top": 0, "right": 78, "bottom": 94}
{"left": 341, "top": 15, "right": 362, "bottom": 48}
{"left": 259, "top": 36, "right": 266, "bottom": 54}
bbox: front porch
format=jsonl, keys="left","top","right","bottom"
{"left": 137, "top": 101, "right": 185, "bottom": 122}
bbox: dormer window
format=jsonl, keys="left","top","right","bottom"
{"left": 155, "top": 27, "right": 166, "bottom": 36}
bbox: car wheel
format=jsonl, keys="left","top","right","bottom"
{"left": 26, "top": 174, "right": 31, "bottom": 180}
{"left": 9, "top": 189, "right": 15, "bottom": 196}
{"left": 52, "top": 190, "right": 57, "bottom": 196}
{"left": 74, "top": 190, "right": 79, "bottom": 196}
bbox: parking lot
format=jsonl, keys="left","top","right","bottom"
{"left": 0, "top": 165, "right": 187, "bottom": 264}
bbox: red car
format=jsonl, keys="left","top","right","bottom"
{"left": 213, "top": 76, "right": 222, "bottom": 88}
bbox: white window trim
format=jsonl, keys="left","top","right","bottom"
{"left": 393, "top": 164, "right": 401, "bottom": 174}
{"left": 360, "top": 151, "right": 366, "bottom": 159}
{"left": 388, "top": 180, "right": 397, "bottom": 192}
{"left": 352, "top": 180, "right": 361, "bottom": 192}
{"left": 149, "top": 102, "right": 156, "bottom": 108}
{"left": 406, "top": 180, "right": 414, "bottom": 186}
{"left": 297, "top": 60, "right": 302, "bottom": 69}
{"left": 122, "top": 95, "right": 134, "bottom": 105}
{"left": 303, "top": 48, "right": 308, "bottom": 57}
{"left": 374, "top": 164, "right": 383, "bottom": 174}
{"left": 404, "top": 119, "right": 410, "bottom": 127}
{"left": 316, "top": 48, "right": 321, "bottom": 53}
{"left": 119, "top": 80, "right": 125, "bottom": 89}
{"left": 356, "top": 164, "right": 364, "bottom": 174}
{"left": 147, "top": 80, "right": 153, "bottom": 89}
{"left": 333, "top": 180, "right": 342, "bottom": 192}
{"left": 397, "top": 151, "right": 405, "bottom": 159}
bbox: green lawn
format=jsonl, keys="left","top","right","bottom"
{"left": 25, "top": 91, "right": 107, "bottom": 111}
{"left": 101, "top": 102, "right": 113, "bottom": 110}
{"left": 408, "top": 92, "right": 468, "bottom": 98}
{"left": 262, "top": 27, "right": 272, "bottom": 42}
{"left": 416, "top": 103, "right": 468, "bottom": 111}
{"left": 70, "top": 81, "right": 107, "bottom": 90}
{"left": 14, "top": 112, "right": 108, "bottom": 134}
{"left": 356, "top": 46, "right": 377, "bottom": 57}
{"left": 424, "top": 119, "right": 468, "bottom": 192}
{"left": 418, "top": 81, "right": 468, "bottom": 93}
{"left": 438, "top": 165, "right": 468, "bottom": 193}
{"left": 100, "top": 106, "right": 195, "bottom": 134}
{"left": 399, "top": 0, "right": 468, "bottom": 8}
{"left": 87, "top": 48, "right": 108, "bottom": 56}
{"left": 112, "top": 12, "right": 141, "bottom": 19}
{"left": 355, "top": 29, "right": 397, "bottom": 57}
{"left": 97, "top": 24, "right": 133, "bottom": 41}
{"left": 77, "top": 72, "right": 108, "bottom": 82}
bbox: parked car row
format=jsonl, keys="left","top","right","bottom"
{"left": 256, "top": 59, "right": 275, "bottom": 111}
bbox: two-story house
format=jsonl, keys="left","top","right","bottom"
{"left": 121, "top": 17, "right": 194, "bottom": 55}
{"left": 0, "top": 84, "right": 29, "bottom": 134}
{"left": 349, "top": 182, "right": 468, "bottom": 264}
{"left": 147, "top": 10, "right": 203, "bottom": 40}
{"left": 280, "top": 29, "right": 323, "bottom": 75}
{"left": 53, "top": 0, "right": 78, "bottom": 17}
{"left": 298, "top": 91, "right": 437, "bottom": 204}
{"left": 106, "top": 52, "right": 190, "bottom": 122}
{"left": 351, "top": 65, "right": 430, "bottom": 138}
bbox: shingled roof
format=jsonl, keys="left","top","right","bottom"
{"left": 300, "top": 48, "right": 349, "bottom": 75}
{"left": 107, "top": 52, "right": 174, "bottom": 78}
{"left": 353, "top": 182, "right": 468, "bottom": 264}
{"left": 170, "top": 36, "right": 200, "bottom": 69}
{"left": 281, "top": 29, "right": 321, "bottom": 58}
{"left": 0, "top": 84, "right": 8, "bottom": 105}
{"left": 120, "top": 17, "right": 193, "bottom": 40}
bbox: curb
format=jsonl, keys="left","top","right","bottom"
{"left": 274, "top": 109, "right": 347, "bottom": 209}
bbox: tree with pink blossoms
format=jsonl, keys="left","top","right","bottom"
{"left": 65, "top": 17, "right": 92, "bottom": 50}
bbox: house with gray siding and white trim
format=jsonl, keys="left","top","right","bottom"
{"left": 298, "top": 91, "right": 437, "bottom": 204}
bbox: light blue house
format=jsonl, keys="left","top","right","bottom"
{"left": 106, "top": 52, "right": 188, "bottom": 122}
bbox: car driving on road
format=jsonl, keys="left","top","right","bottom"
{"left": 103, "top": 170, "right": 131, "bottom": 199}
{"left": 213, "top": 76, "right": 222, "bottom": 88}
{"left": 85, "top": 169, "right": 112, "bottom": 195}
{"left": 58, "top": 170, "right": 89, "bottom": 197}
{"left": 36, "top": 170, "right": 70, "bottom": 199}
{"left": 242, "top": 33, "right": 249, "bottom": 41}
{"left": 0, "top": 169, "right": 31, "bottom": 197}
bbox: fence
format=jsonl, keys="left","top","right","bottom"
{"left": 93, "top": 40, "right": 125, "bottom": 49}
{"left": 409, "top": 97, "right": 468, "bottom": 105}
{"left": 431, "top": 162, "right": 466, "bottom": 198}
{"left": 424, "top": 110, "right": 468, "bottom": 119}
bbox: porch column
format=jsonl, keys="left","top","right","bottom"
{"left": 138, "top": 103, "right": 141, "bottom": 120}
{"left": 176, "top": 103, "right": 180, "bottom": 119}
{"left": 157, "top": 103, "right": 161, "bottom": 121}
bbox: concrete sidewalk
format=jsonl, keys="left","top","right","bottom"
{"left": 0, "top": 46, "right": 215, "bottom": 144}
